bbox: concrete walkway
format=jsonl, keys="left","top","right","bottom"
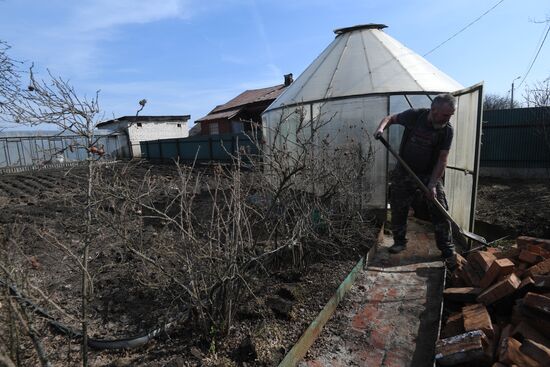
{"left": 300, "top": 218, "right": 445, "bottom": 367}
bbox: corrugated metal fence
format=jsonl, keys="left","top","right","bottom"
{"left": 481, "top": 107, "right": 550, "bottom": 168}
{"left": 140, "top": 133, "right": 259, "bottom": 163}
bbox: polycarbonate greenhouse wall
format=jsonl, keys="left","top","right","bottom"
{"left": 262, "top": 84, "right": 484, "bottom": 233}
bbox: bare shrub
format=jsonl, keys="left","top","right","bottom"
{"left": 89, "top": 104, "right": 377, "bottom": 348}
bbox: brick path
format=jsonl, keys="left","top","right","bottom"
{"left": 299, "top": 218, "right": 445, "bottom": 367}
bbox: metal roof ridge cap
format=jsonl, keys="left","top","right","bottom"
{"left": 334, "top": 24, "right": 387, "bottom": 36}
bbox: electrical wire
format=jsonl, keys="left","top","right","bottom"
{"left": 423, "top": 0, "right": 505, "bottom": 57}
{"left": 517, "top": 21, "right": 550, "bottom": 88}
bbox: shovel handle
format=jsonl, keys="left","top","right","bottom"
{"left": 377, "top": 135, "right": 455, "bottom": 224}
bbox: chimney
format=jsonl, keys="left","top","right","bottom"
{"left": 284, "top": 73, "right": 293, "bottom": 86}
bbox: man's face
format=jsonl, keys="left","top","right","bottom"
{"left": 431, "top": 103, "right": 455, "bottom": 126}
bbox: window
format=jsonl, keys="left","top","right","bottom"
{"left": 209, "top": 122, "right": 219, "bottom": 135}
{"left": 232, "top": 121, "right": 243, "bottom": 133}
{"left": 177, "top": 123, "right": 181, "bottom": 127}
{"left": 137, "top": 122, "right": 142, "bottom": 127}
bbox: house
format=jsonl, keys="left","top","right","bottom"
{"left": 195, "top": 74, "right": 293, "bottom": 136}
{"left": 97, "top": 115, "right": 190, "bottom": 158}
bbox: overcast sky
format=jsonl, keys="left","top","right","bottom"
{"left": 0, "top": 0, "right": 549, "bottom": 129}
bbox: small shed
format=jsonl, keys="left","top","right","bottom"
{"left": 263, "top": 24, "right": 484, "bottom": 234}
{"left": 97, "top": 115, "right": 190, "bottom": 158}
{"left": 195, "top": 74, "right": 293, "bottom": 136}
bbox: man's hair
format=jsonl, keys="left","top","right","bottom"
{"left": 431, "top": 93, "right": 456, "bottom": 109}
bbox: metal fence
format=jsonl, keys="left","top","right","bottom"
{"left": 480, "top": 107, "right": 550, "bottom": 168}
{"left": 140, "top": 133, "right": 259, "bottom": 163}
{"left": 0, "top": 132, "right": 129, "bottom": 171}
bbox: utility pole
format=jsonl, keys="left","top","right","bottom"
{"left": 511, "top": 76, "right": 521, "bottom": 109}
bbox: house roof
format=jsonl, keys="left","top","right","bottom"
{"left": 266, "top": 24, "right": 463, "bottom": 112}
{"left": 195, "top": 109, "right": 242, "bottom": 122}
{"left": 97, "top": 115, "right": 190, "bottom": 128}
{"left": 196, "top": 84, "right": 287, "bottom": 122}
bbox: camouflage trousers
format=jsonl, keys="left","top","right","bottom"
{"left": 389, "top": 168, "right": 454, "bottom": 255}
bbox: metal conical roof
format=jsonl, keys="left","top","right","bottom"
{"left": 266, "top": 24, "right": 463, "bottom": 111}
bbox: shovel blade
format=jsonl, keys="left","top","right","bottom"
{"left": 460, "top": 229, "right": 487, "bottom": 245}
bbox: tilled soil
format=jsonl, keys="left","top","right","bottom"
{"left": 475, "top": 176, "right": 550, "bottom": 239}
{"left": 0, "top": 162, "right": 366, "bottom": 366}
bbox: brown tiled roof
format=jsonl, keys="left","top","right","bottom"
{"left": 212, "top": 84, "right": 286, "bottom": 113}
{"left": 195, "top": 108, "right": 241, "bottom": 122}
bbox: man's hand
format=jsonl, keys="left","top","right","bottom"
{"left": 426, "top": 182, "right": 437, "bottom": 201}
{"left": 374, "top": 130, "right": 383, "bottom": 140}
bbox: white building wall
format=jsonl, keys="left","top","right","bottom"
{"left": 127, "top": 121, "right": 189, "bottom": 157}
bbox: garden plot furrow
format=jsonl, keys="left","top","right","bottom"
{"left": 0, "top": 179, "right": 28, "bottom": 197}
{"left": 25, "top": 175, "right": 59, "bottom": 190}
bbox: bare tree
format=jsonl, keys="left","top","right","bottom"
{"left": 524, "top": 77, "right": 550, "bottom": 107}
{"left": 483, "top": 93, "right": 519, "bottom": 110}
{"left": 0, "top": 41, "right": 22, "bottom": 126}
{"left": 524, "top": 76, "right": 550, "bottom": 175}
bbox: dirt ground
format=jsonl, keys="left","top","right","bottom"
{"left": 1, "top": 163, "right": 548, "bottom": 366}
{"left": 475, "top": 176, "right": 550, "bottom": 240}
{"left": 0, "top": 163, "right": 370, "bottom": 367}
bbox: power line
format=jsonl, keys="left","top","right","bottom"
{"left": 423, "top": 0, "right": 505, "bottom": 57}
{"left": 517, "top": 22, "right": 550, "bottom": 88}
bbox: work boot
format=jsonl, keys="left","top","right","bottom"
{"left": 442, "top": 250, "right": 457, "bottom": 271}
{"left": 441, "top": 249, "right": 455, "bottom": 259}
{"left": 388, "top": 243, "right": 406, "bottom": 254}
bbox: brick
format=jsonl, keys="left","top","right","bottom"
{"left": 525, "top": 258, "right": 550, "bottom": 278}
{"left": 517, "top": 236, "right": 550, "bottom": 252}
{"left": 449, "top": 272, "right": 467, "bottom": 287}
{"left": 519, "top": 249, "right": 544, "bottom": 265}
{"left": 463, "top": 263, "right": 483, "bottom": 287}
{"left": 495, "top": 246, "right": 520, "bottom": 260}
{"left": 477, "top": 273, "right": 521, "bottom": 305}
{"left": 520, "top": 339, "right": 550, "bottom": 366}
{"left": 463, "top": 304, "right": 494, "bottom": 339}
{"left": 486, "top": 247, "right": 501, "bottom": 255}
{"left": 523, "top": 292, "right": 550, "bottom": 315}
{"left": 499, "top": 337, "right": 539, "bottom": 366}
{"left": 511, "top": 321, "right": 550, "bottom": 347}
{"left": 526, "top": 244, "right": 550, "bottom": 259}
{"left": 513, "top": 302, "right": 550, "bottom": 337}
{"left": 489, "top": 323, "right": 501, "bottom": 360}
{"left": 435, "top": 330, "right": 490, "bottom": 366}
{"left": 453, "top": 253, "right": 474, "bottom": 286}
{"left": 479, "top": 258, "right": 516, "bottom": 289}
{"left": 516, "top": 277, "right": 536, "bottom": 298}
{"left": 443, "top": 287, "right": 482, "bottom": 303}
{"left": 499, "top": 324, "right": 512, "bottom": 352}
{"left": 441, "top": 312, "right": 465, "bottom": 338}
{"left": 533, "top": 275, "right": 550, "bottom": 290}
{"left": 468, "top": 251, "right": 497, "bottom": 273}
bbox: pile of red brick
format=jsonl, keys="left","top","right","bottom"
{"left": 435, "top": 236, "right": 550, "bottom": 366}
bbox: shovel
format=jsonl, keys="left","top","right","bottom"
{"left": 377, "top": 135, "right": 487, "bottom": 245}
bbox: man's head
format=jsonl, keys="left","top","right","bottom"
{"left": 429, "top": 93, "right": 456, "bottom": 128}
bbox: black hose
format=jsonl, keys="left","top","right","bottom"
{"left": 0, "top": 278, "right": 188, "bottom": 350}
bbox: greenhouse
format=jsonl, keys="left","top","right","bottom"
{"left": 262, "top": 24, "right": 483, "bottom": 233}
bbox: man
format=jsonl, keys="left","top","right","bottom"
{"left": 374, "top": 93, "right": 456, "bottom": 260}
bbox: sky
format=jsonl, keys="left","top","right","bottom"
{"left": 0, "top": 0, "right": 549, "bottom": 131}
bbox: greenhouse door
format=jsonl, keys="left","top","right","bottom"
{"left": 445, "top": 83, "right": 484, "bottom": 247}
